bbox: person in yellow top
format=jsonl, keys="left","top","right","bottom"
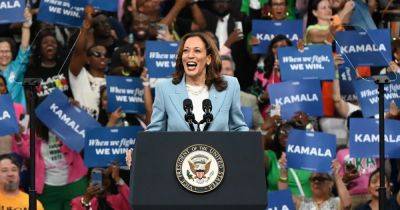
{"left": 0, "top": 154, "right": 44, "bottom": 210}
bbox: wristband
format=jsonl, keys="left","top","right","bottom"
{"left": 142, "top": 81, "right": 150, "bottom": 87}
{"left": 80, "top": 197, "right": 91, "bottom": 207}
{"left": 335, "top": 70, "right": 340, "bottom": 80}
{"left": 279, "top": 176, "right": 288, "bottom": 183}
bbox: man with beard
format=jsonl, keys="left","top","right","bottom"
{"left": 0, "top": 154, "right": 44, "bottom": 210}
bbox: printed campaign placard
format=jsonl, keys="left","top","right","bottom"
{"left": 145, "top": 41, "right": 178, "bottom": 78}
{"left": 278, "top": 45, "right": 335, "bottom": 81}
{"left": 84, "top": 126, "right": 142, "bottom": 167}
{"left": 241, "top": 107, "right": 253, "bottom": 129}
{"left": 0, "top": 94, "right": 19, "bottom": 136}
{"left": 338, "top": 56, "right": 357, "bottom": 101}
{"left": 0, "top": 0, "right": 25, "bottom": 24}
{"left": 352, "top": 78, "right": 400, "bottom": 117}
{"left": 71, "top": 0, "right": 118, "bottom": 12}
{"left": 335, "top": 29, "right": 391, "bottom": 67}
{"left": 252, "top": 19, "right": 302, "bottom": 54}
{"left": 349, "top": 118, "right": 400, "bottom": 158}
{"left": 38, "top": 0, "right": 85, "bottom": 27}
{"left": 106, "top": 76, "right": 145, "bottom": 114}
{"left": 268, "top": 80, "right": 323, "bottom": 120}
{"left": 350, "top": 0, "right": 377, "bottom": 30}
{"left": 286, "top": 129, "right": 336, "bottom": 173}
{"left": 266, "top": 190, "right": 295, "bottom": 210}
{"left": 35, "top": 89, "right": 101, "bottom": 152}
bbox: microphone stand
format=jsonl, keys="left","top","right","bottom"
{"left": 23, "top": 78, "right": 41, "bottom": 210}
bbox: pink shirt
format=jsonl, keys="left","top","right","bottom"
{"left": 12, "top": 133, "right": 87, "bottom": 194}
{"left": 70, "top": 184, "right": 132, "bottom": 210}
{"left": 337, "top": 148, "right": 378, "bottom": 195}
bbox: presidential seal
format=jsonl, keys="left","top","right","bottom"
{"left": 175, "top": 144, "right": 225, "bottom": 193}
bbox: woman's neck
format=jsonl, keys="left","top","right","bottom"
{"left": 313, "top": 193, "right": 331, "bottom": 204}
{"left": 89, "top": 68, "right": 105, "bottom": 78}
{"left": 317, "top": 19, "right": 330, "bottom": 26}
{"left": 185, "top": 74, "right": 206, "bottom": 86}
{"left": 369, "top": 198, "right": 379, "bottom": 210}
{"left": 41, "top": 59, "right": 57, "bottom": 68}
{"left": 0, "top": 65, "right": 6, "bottom": 71}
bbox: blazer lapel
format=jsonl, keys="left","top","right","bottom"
{"left": 169, "top": 78, "right": 190, "bottom": 128}
{"left": 209, "top": 85, "right": 227, "bottom": 119}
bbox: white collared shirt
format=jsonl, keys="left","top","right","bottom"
{"left": 215, "top": 14, "right": 230, "bottom": 49}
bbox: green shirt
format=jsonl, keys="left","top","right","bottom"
{"left": 265, "top": 150, "right": 312, "bottom": 197}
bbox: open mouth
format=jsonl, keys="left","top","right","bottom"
{"left": 186, "top": 62, "right": 197, "bottom": 71}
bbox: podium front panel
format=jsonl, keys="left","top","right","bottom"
{"left": 130, "top": 131, "right": 267, "bottom": 210}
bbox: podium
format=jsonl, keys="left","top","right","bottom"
{"left": 130, "top": 131, "right": 267, "bottom": 210}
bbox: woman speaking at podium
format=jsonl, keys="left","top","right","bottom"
{"left": 146, "top": 32, "right": 248, "bottom": 132}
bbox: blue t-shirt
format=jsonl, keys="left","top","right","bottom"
{"left": 0, "top": 47, "right": 31, "bottom": 108}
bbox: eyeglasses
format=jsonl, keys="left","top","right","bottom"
{"left": 310, "top": 176, "right": 330, "bottom": 183}
{"left": 90, "top": 51, "right": 107, "bottom": 58}
{"left": 0, "top": 50, "right": 11, "bottom": 54}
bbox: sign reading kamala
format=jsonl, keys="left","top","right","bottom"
{"left": 0, "top": 0, "right": 25, "bottom": 24}
{"left": 352, "top": 78, "right": 400, "bottom": 117}
{"left": 84, "top": 126, "right": 142, "bottom": 167}
{"left": 268, "top": 80, "right": 323, "bottom": 120}
{"left": 0, "top": 94, "right": 19, "bottom": 136}
{"left": 145, "top": 41, "right": 178, "bottom": 78}
{"left": 38, "top": 0, "right": 85, "bottom": 28}
{"left": 266, "top": 190, "right": 295, "bottom": 210}
{"left": 286, "top": 129, "right": 336, "bottom": 173}
{"left": 252, "top": 19, "right": 302, "bottom": 54}
{"left": 106, "top": 76, "right": 145, "bottom": 114}
{"left": 349, "top": 118, "right": 400, "bottom": 158}
{"left": 35, "top": 89, "right": 101, "bottom": 152}
{"left": 335, "top": 29, "right": 391, "bottom": 67}
{"left": 278, "top": 45, "right": 335, "bottom": 81}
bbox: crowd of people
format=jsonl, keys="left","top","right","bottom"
{"left": 0, "top": 0, "right": 400, "bottom": 209}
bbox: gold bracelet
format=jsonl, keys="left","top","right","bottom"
{"left": 279, "top": 176, "right": 288, "bottom": 183}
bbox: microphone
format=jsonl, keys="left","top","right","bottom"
{"left": 199, "top": 99, "right": 213, "bottom": 131}
{"left": 183, "top": 99, "right": 197, "bottom": 131}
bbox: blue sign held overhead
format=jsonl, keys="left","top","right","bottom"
{"left": 84, "top": 126, "right": 142, "bottom": 167}
{"left": 266, "top": 190, "right": 295, "bottom": 210}
{"left": 349, "top": 118, "right": 400, "bottom": 158}
{"left": 0, "top": 0, "right": 25, "bottom": 24}
{"left": 338, "top": 56, "right": 357, "bottom": 101}
{"left": 106, "top": 76, "right": 145, "bottom": 114}
{"left": 145, "top": 41, "right": 178, "bottom": 78}
{"left": 71, "top": 0, "right": 118, "bottom": 12}
{"left": 251, "top": 19, "right": 302, "bottom": 54}
{"left": 352, "top": 78, "right": 400, "bottom": 117}
{"left": 0, "top": 94, "right": 19, "bottom": 136}
{"left": 286, "top": 129, "right": 336, "bottom": 173}
{"left": 335, "top": 29, "right": 391, "bottom": 67}
{"left": 35, "top": 89, "right": 101, "bottom": 152}
{"left": 37, "top": 0, "right": 86, "bottom": 28}
{"left": 268, "top": 80, "right": 323, "bottom": 120}
{"left": 278, "top": 45, "right": 335, "bottom": 81}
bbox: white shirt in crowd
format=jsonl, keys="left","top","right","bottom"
{"left": 68, "top": 67, "right": 106, "bottom": 120}
{"left": 42, "top": 133, "right": 69, "bottom": 186}
{"left": 215, "top": 14, "right": 230, "bottom": 50}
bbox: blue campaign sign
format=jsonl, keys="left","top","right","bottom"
{"left": 145, "top": 41, "right": 178, "bottom": 78}
{"left": 35, "top": 89, "right": 101, "bottom": 152}
{"left": 0, "top": 94, "right": 19, "bottom": 136}
{"left": 352, "top": 78, "right": 400, "bottom": 117}
{"left": 266, "top": 190, "right": 295, "bottom": 210}
{"left": 338, "top": 56, "right": 357, "bottom": 101}
{"left": 349, "top": 118, "right": 400, "bottom": 158}
{"left": 106, "top": 76, "right": 145, "bottom": 114}
{"left": 0, "top": 0, "right": 25, "bottom": 24}
{"left": 84, "top": 126, "right": 142, "bottom": 167}
{"left": 286, "top": 129, "right": 336, "bottom": 173}
{"left": 241, "top": 107, "right": 253, "bottom": 129}
{"left": 335, "top": 29, "right": 392, "bottom": 67}
{"left": 91, "top": 0, "right": 118, "bottom": 12}
{"left": 268, "top": 80, "right": 323, "bottom": 120}
{"left": 252, "top": 19, "right": 302, "bottom": 54}
{"left": 37, "top": 0, "right": 85, "bottom": 28}
{"left": 350, "top": 0, "right": 377, "bottom": 30}
{"left": 278, "top": 45, "right": 335, "bottom": 81}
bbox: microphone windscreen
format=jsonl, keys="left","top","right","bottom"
{"left": 183, "top": 98, "right": 193, "bottom": 111}
{"left": 202, "top": 99, "right": 212, "bottom": 111}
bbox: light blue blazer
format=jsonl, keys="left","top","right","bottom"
{"left": 147, "top": 75, "right": 249, "bottom": 132}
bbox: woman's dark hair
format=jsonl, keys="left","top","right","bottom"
{"left": 270, "top": 121, "right": 295, "bottom": 159}
{"left": 0, "top": 74, "right": 8, "bottom": 93}
{"left": 98, "top": 85, "right": 109, "bottom": 126}
{"left": 267, "top": 0, "right": 288, "bottom": 6}
{"left": 121, "top": 0, "right": 134, "bottom": 33}
{"left": 263, "top": 35, "right": 292, "bottom": 79}
{"left": 368, "top": 168, "right": 389, "bottom": 186}
{"left": 306, "top": 0, "right": 323, "bottom": 27}
{"left": 173, "top": 32, "right": 227, "bottom": 91}
{"left": 29, "top": 29, "right": 63, "bottom": 68}
{"left": 0, "top": 37, "right": 16, "bottom": 59}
